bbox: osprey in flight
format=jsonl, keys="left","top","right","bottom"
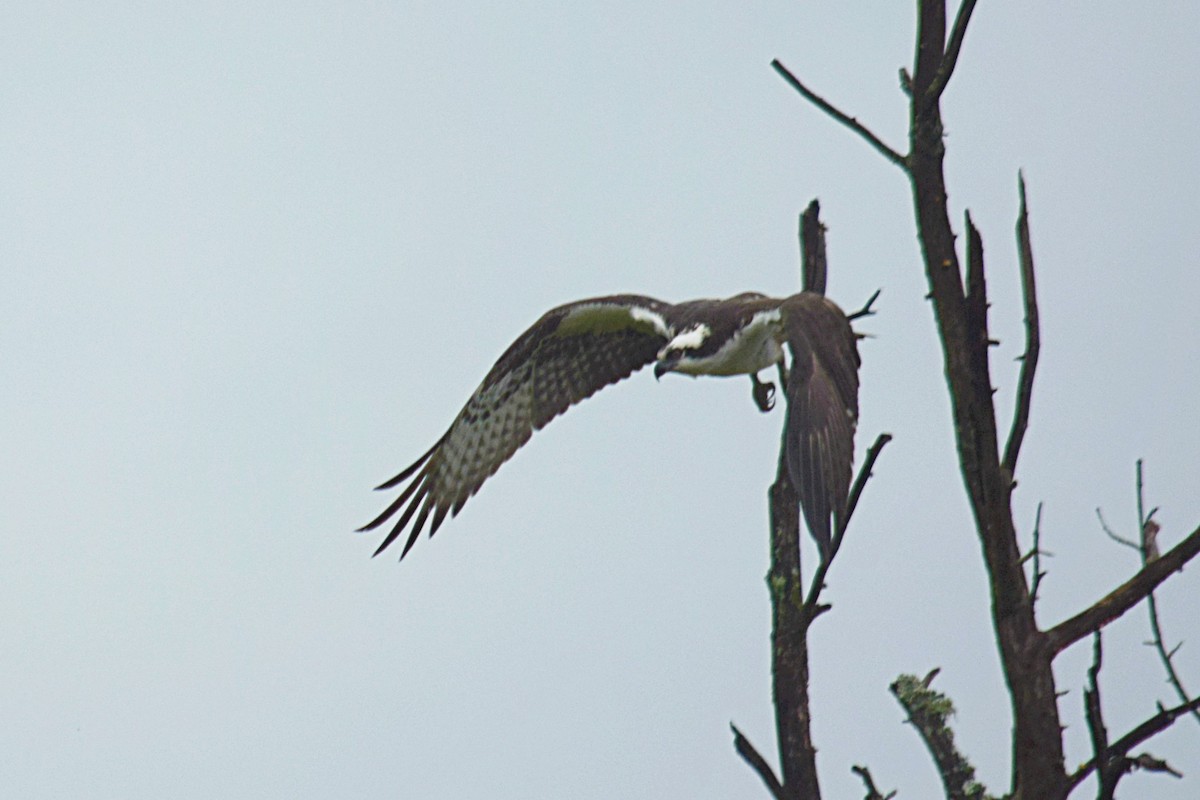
{"left": 360, "top": 291, "right": 859, "bottom": 560}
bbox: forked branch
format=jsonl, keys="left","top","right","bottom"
{"left": 1024, "top": 501, "right": 1048, "bottom": 604}
{"left": 922, "top": 0, "right": 979, "bottom": 109}
{"left": 1131, "top": 461, "right": 1200, "bottom": 728}
{"left": 848, "top": 289, "right": 882, "bottom": 322}
{"left": 1067, "top": 695, "right": 1200, "bottom": 792}
{"left": 851, "top": 765, "right": 897, "bottom": 800}
{"left": 1047, "top": 523, "right": 1200, "bottom": 655}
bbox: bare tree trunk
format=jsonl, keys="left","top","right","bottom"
{"left": 908, "top": 4, "right": 1066, "bottom": 797}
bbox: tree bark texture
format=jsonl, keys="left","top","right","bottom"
{"left": 769, "top": 471, "right": 819, "bottom": 800}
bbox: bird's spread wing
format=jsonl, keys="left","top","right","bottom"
{"left": 781, "top": 292, "right": 860, "bottom": 557}
{"left": 360, "top": 295, "right": 672, "bottom": 559}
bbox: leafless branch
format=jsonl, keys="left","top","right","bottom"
{"left": 1093, "top": 464, "right": 1200, "bottom": 744}
{"left": 1067, "top": 696, "right": 1200, "bottom": 792}
{"left": 805, "top": 432, "right": 893, "bottom": 609}
{"left": 770, "top": 59, "right": 909, "bottom": 172}
{"left": 1083, "top": 633, "right": 1118, "bottom": 800}
{"left": 731, "top": 723, "right": 786, "bottom": 800}
{"left": 841, "top": 433, "right": 893, "bottom": 544}
{"left": 1144, "top": 577, "right": 1200, "bottom": 728}
{"left": 1002, "top": 172, "right": 1040, "bottom": 475}
{"left": 1136, "top": 458, "right": 1148, "bottom": 533}
{"left": 1133, "top": 461, "right": 1200, "bottom": 728}
{"left": 851, "top": 765, "right": 897, "bottom": 800}
{"left": 922, "top": 0, "right": 979, "bottom": 108}
{"left": 1096, "top": 507, "right": 1140, "bottom": 551}
{"left": 848, "top": 289, "right": 882, "bottom": 322}
{"left": 1026, "top": 502, "right": 1048, "bottom": 604}
{"left": 1047, "top": 523, "right": 1200, "bottom": 655}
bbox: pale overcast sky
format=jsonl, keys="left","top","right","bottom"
{"left": 4, "top": 2, "right": 1198, "bottom": 798}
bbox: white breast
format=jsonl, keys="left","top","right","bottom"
{"left": 672, "top": 309, "right": 783, "bottom": 377}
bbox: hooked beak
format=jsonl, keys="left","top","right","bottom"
{"left": 654, "top": 355, "right": 679, "bottom": 381}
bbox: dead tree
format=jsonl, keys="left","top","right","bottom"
{"left": 731, "top": 3, "right": 1200, "bottom": 799}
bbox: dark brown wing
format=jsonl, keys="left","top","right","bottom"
{"left": 780, "top": 292, "right": 860, "bottom": 558}
{"left": 359, "top": 295, "right": 672, "bottom": 560}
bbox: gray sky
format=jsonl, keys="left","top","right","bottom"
{"left": 4, "top": 2, "right": 1198, "bottom": 798}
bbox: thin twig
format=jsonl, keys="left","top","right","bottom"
{"left": 1002, "top": 172, "right": 1040, "bottom": 475}
{"left": 1096, "top": 507, "right": 1140, "bottom": 551}
{"left": 1047, "top": 523, "right": 1200, "bottom": 655}
{"left": 923, "top": 0, "right": 979, "bottom": 109}
{"left": 1107, "top": 701, "right": 1200, "bottom": 770}
{"left": 731, "top": 723, "right": 786, "bottom": 800}
{"left": 1144, "top": 573, "right": 1200, "bottom": 728}
{"left": 848, "top": 289, "right": 882, "bottom": 322}
{"left": 1027, "top": 502, "right": 1047, "bottom": 604}
{"left": 840, "top": 433, "right": 893, "bottom": 545}
{"left": 804, "top": 432, "right": 893, "bottom": 610}
{"left": 770, "top": 59, "right": 909, "bottom": 172}
{"left": 1136, "top": 459, "right": 1146, "bottom": 536}
{"left": 1135, "top": 461, "right": 1200, "bottom": 728}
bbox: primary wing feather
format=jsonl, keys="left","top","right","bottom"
{"left": 360, "top": 295, "right": 672, "bottom": 559}
{"left": 781, "top": 292, "right": 860, "bottom": 558}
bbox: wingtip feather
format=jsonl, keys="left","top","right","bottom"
{"left": 428, "top": 504, "right": 450, "bottom": 538}
{"left": 372, "top": 482, "right": 429, "bottom": 557}
{"left": 398, "top": 497, "right": 435, "bottom": 560}
{"left": 359, "top": 471, "right": 428, "bottom": 532}
{"left": 374, "top": 440, "right": 440, "bottom": 490}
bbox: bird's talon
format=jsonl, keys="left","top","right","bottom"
{"left": 753, "top": 379, "right": 776, "bottom": 412}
